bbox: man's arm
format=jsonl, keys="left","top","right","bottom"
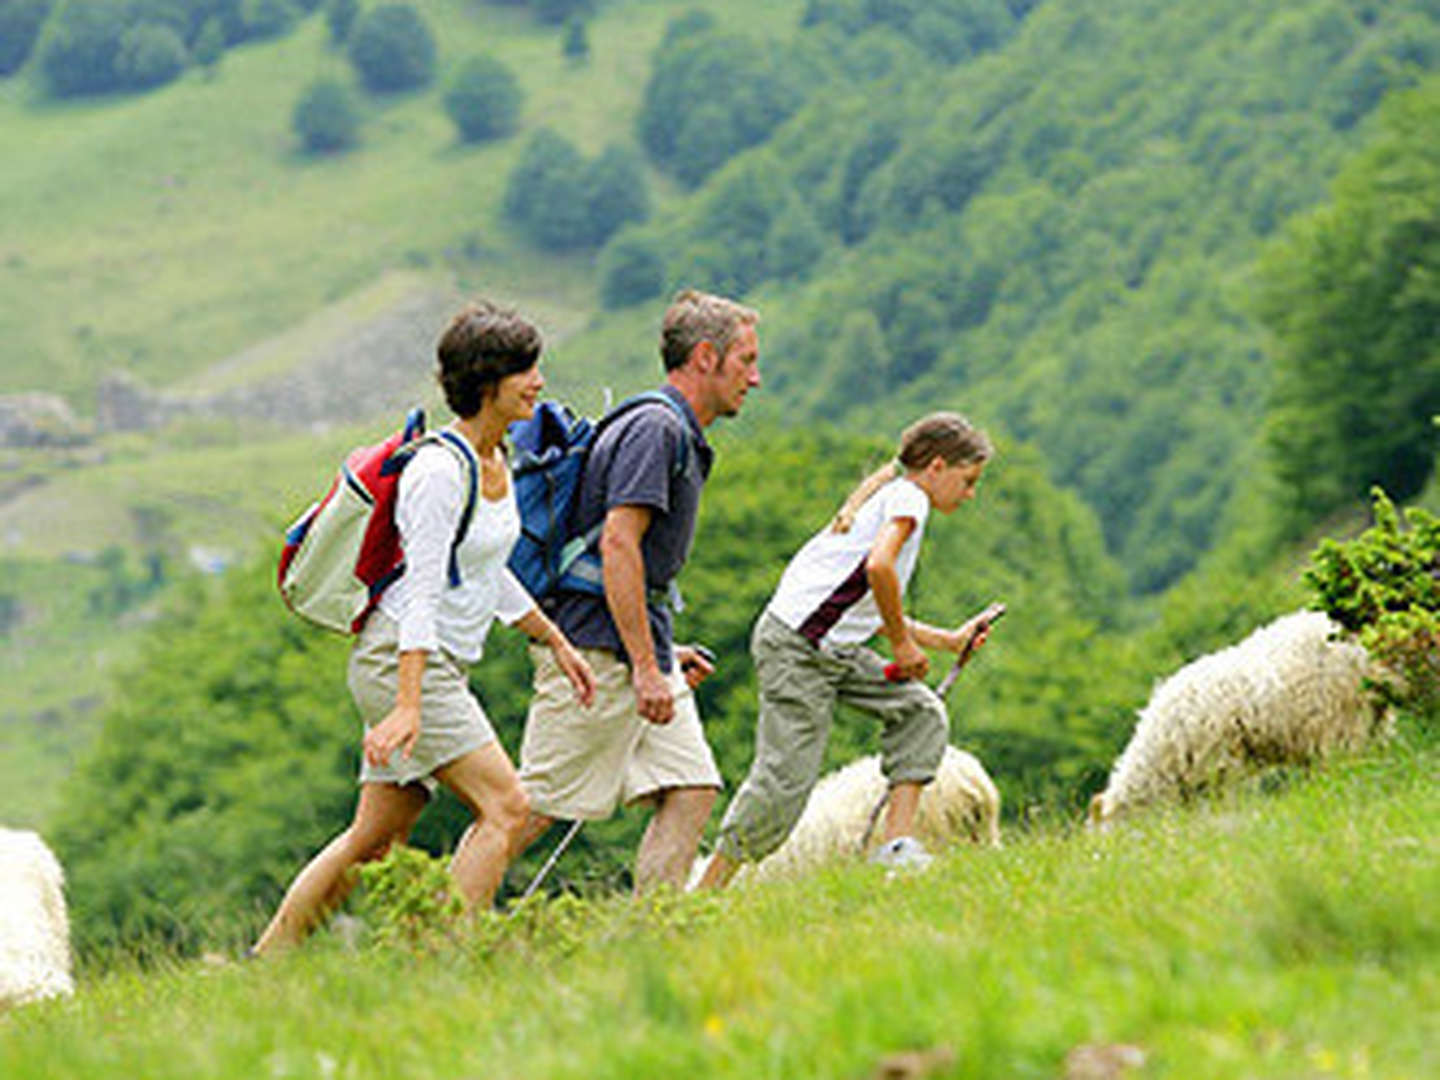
{"left": 600, "top": 504, "right": 674, "bottom": 724}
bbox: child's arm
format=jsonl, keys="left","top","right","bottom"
{"left": 866, "top": 516, "right": 928, "bottom": 679}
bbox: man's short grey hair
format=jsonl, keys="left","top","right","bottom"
{"left": 660, "top": 289, "right": 759, "bottom": 372}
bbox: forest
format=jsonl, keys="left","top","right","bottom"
{"left": 1, "top": 0, "right": 1438, "bottom": 961}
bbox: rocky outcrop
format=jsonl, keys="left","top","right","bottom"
{"left": 0, "top": 394, "right": 89, "bottom": 448}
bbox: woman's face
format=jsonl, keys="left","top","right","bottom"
{"left": 490, "top": 361, "right": 544, "bottom": 424}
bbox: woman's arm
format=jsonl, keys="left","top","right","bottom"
{"left": 363, "top": 649, "right": 426, "bottom": 766}
{"left": 513, "top": 606, "right": 596, "bottom": 707}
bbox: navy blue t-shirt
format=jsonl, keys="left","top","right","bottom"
{"left": 544, "top": 385, "right": 713, "bottom": 674}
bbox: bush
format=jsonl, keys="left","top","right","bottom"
{"left": 324, "top": 0, "right": 357, "bottom": 44}
{"left": 347, "top": 2, "right": 436, "bottom": 93}
{"left": 561, "top": 15, "right": 588, "bottom": 62}
{"left": 115, "top": 21, "right": 187, "bottom": 89}
{"left": 36, "top": 0, "right": 128, "bottom": 96}
{"left": 443, "top": 54, "right": 523, "bottom": 143}
{"left": 583, "top": 143, "right": 651, "bottom": 246}
{"left": 599, "top": 232, "right": 666, "bottom": 308}
{"left": 1306, "top": 488, "right": 1440, "bottom": 724}
{"left": 503, "top": 127, "right": 590, "bottom": 251}
{"left": 0, "top": 0, "right": 52, "bottom": 76}
{"left": 240, "top": 0, "right": 297, "bottom": 40}
{"left": 293, "top": 77, "right": 360, "bottom": 153}
{"left": 531, "top": 0, "right": 591, "bottom": 25}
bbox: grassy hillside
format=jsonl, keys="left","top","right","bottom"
{"left": 3, "top": 743, "right": 1435, "bottom": 1078}
{"left": 0, "top": 0, "right": 802, "bottom": 405}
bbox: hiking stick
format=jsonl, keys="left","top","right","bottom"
{"left": 516, "top": 818, "right": 584, "bottom": 904}
{"left": 863, "top": 602, "right": 1006, "bottom": 852}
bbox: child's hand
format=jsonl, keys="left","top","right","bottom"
{"left": 889, "top": 636, "right": 930, "bottom": 680}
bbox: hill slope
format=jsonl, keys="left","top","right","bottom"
{"left": 2, "top": 744, "right": 1435, "bottom": 1079}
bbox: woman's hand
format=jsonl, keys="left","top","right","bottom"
{"left": 364, "top": 703, "right": 421, "bottom": 767}
{"left": 553, "top": 637, "right": 596, "bottom": 707}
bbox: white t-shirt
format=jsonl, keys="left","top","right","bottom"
{"left": 766, "top": 477, "right": 931, "bottom": 648}
{"left": 378, "top": 440, "right": 534, "bottom": 663}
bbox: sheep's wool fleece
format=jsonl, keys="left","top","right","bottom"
{"left": 1093, "top": 610, "right": 1390, "bottom": 822}
{"left": 0, "top": 828, "right": 75, "bottom": 1008}
{"left": 741, "top": 745, "right": 1001, "bottom": 884}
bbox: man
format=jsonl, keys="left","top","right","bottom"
{"left": 517, "top": 289, "right": 761, "bottom": 892}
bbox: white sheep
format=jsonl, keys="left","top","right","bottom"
{"left": 1089, "top": 610, "right": 1392, "bottom": 825}
{"left": 0, "top": 828, "right": 75, "bottom": 1010}
{"left": 727, "top": 745, "right": 1001, "bottom": 886}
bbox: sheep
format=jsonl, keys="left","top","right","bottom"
{"left": 0, "top": 828, "right": 75, "bottom": 1010}
{"left": 726, "top": 745, "right": 1001, "bottom": 886}
{"left": 1089, "top": 610, "right": 1393, "bottom": 825}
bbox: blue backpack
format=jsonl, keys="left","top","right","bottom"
{"left": 508, "top": 391, "right": 691, "bottom": 601}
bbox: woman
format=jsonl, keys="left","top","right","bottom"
{"left": 253, "top": 301, "right": 594, "bottom": 953}
{"left": 696, "top": 412, "right": 997, "bottom": 889}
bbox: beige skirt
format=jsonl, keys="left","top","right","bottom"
{"left": 347, "top": 610, "right": 496, "bottom": 790}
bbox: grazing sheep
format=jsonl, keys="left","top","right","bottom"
{"left": 0, "top": 828, "right": 75, "bottom": 1009}
{"left": 1089, "top": 611, "right": 1392, "bottom": 825}
{"left": 729, "top": 745, "right": 1001, "bottom": 885}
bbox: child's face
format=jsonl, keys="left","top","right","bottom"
{"left": 924, "top": 459, "right": 985, "bottom": 514}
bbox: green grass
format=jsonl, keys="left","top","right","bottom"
{"left": 3, "top": 745, "right": 1435, "bottom": 1078}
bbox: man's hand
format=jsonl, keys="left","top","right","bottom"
{"left": 633, "top": 664, "right": 675, "bottom": 724}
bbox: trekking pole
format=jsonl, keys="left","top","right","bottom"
{"left": 863, "top": 602, "right": 1006, "bottom": 853}
{"left": 516, "top": 819, "right": 584, "bottom": 904}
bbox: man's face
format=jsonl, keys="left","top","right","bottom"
{"left": 707, "top": 324, "right": 761, "bottom": 418}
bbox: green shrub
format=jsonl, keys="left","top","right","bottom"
{"left": 36, "top": 0, "right": 128, "bottom": 96}
{"left": 599, "top": 231, "right": 666, "bottom": 308}
{"left": 0, "top": 0, "right": 52, "bottom": 75}
{"left": 1306, "top": 487, "right": 1440, "bottom": 724}
{"left": 347, "top": 2, "right": 436, "bottom": 93}
{"left": 293, "top": 77, "right": 361, "bottom": 153}
{"left": 443, "top": 54, "right": 523, "bottom": 143}
{"left": 115, "top": 21, "right": 187, "bottom": 89}
{"left": 240, "top": 0, "right": 298, "bottom": 40}
{"left": 353, "top": 845, "right": 464, "bottom": 949}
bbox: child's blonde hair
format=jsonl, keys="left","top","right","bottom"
{"left": 831, "top": 412, "right": 993, "bottom": 533}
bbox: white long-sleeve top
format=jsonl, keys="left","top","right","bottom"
{"left": 377, "top": 439, "right": 534, "bottom": 662}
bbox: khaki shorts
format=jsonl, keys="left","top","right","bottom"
{"left": 519, "top": 645, "right": 722, "bottom": 820}
{"left": 348, "top": 611, "right": 496, "bottom": 792}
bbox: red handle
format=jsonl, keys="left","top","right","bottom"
{"left": 883, "top": 663, "right": 904, "bottom": 682}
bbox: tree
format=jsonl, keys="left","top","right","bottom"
{"left": 582, "top": 143, "right": 651, "bottom": 246}
{"left": 240, "top": 0, "right": 296, "bottom": 40}
{"left": 323, "top": 0, "right": 357, "bottom": 43}
{"left": 293, "top": 77, "right": 360, "bottom": 153}
{"left": 599, "top": 231, "right": 666, "bottom": 308}
{"left": 502, "top": 128, "right": 590, "bottom": 251}
{"left": 531, "top": 0, "right": 591, "bottom": 25}
{"left": 561, "top": 15, "right": 588, "bottom": 63}
{"left": 1259, "top": 83, "right": 1440, "bottom": 522}
{"left": 347, "top": 3, "right": 436, "bottom": 93}
{"left": 0, "top": 0, "right": 52, "bottom": 76}
{"left": 115, "top": 21, "right": 187, "bottom": 89}
{"left": 191, "top": 16, "right": 224, "bottom": 74}
{"left": 36, "top": 0, "right": 129, "bottom": 96}
{"left": 443, "top": 54, "right": 523, "bottom": 143}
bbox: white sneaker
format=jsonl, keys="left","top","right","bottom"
{"left": 869, "top": 836, "right": 934, "bottom": 870}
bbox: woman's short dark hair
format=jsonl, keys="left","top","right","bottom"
{"left": 436, "top": 301, "right": 543, "bottom": 417}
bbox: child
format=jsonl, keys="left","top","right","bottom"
{"left": 695, "top": 412, "right": 996, "bottom": 888}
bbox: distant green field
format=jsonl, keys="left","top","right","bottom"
{"left": 3, "top": 743, "right": 1435, "bottom": 1078}
{"left": 0, "top": 0, "right": 804, "bottom": 407}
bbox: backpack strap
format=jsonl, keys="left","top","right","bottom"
{"left": 560, "top": 390, "right": 696, "bottom": 610}
{"left": 393, "top": 428, "right": 480, "bottom": 589}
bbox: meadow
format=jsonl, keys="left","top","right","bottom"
{"left": 3, "top": 741, "right": 1435, "bottom": 1079}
